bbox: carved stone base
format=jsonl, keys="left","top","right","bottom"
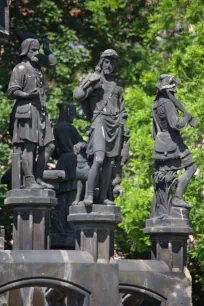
{"left": 5, "top": 189, "right": 57, "bottom": 250}
{"left": 144, "top": 206, "right": 193, "bottom": 271}
{"left": 68, "top": 204, "right": 122, "bottom": 262}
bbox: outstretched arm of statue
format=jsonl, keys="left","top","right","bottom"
{"left": 73, "top": 72, "right": 101, "bottom": 101}
{"left": 165, "top": 100, "right": 192, "bottom": 130}
{"left": 38, "top": 40, "right": 57, "bottom": 67}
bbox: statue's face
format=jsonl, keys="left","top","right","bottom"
{"left": 102, "top": 57, "right": 117, "bottom": 75}
{"left": 27, "top": 40, "right": 40, "bottom": 63}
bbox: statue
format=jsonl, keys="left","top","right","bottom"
{"left": 7, "top": 38, "right": 57, "bottom": 189}
{"left": 72, "top": 142, "right": 90, "bottom": 205}
{"left": 151, "top": 74, "right": 197, "bottom": 218}
{"left": 51, "top": 102, "right": 83, "bottom": 248}
{"left": 73, "top": 49, "right": 129, "bottom": 206}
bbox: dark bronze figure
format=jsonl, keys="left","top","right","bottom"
{"left": 51, "top": 102, "right": 82, "bottom": 248}
{"left": 73, "top": 49, "right": 129, "bottom": 205}
{"left": 152, "top": 74, "right": 197, "bottom": 217}
{"left": 7, "top": 38, "right": 57, "bottom": 189}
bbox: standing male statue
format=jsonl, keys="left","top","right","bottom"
{"left": 73, "top": 49, "right": 128, "bottom": 205}
{"left": 152, "top": 74, "right": 197, "bottom": 213}
{"left": 7, "top": 38, "right": 56, "bottom": 189}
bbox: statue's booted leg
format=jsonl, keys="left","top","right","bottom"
{"left": 84, "top": 151, "right": 105, "bottom": 206}
{"left": 172, "top": 163, "right": 197, "bottom": 209}
{"left": 15, "top": 142, "right": 42, "bottom": 189}
{"left": 100, "top": 157, "right": 115, "bottom": 205}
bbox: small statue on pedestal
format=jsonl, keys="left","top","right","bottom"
{"left": 152, "top": 74, "right": 197, "bottom": 218}
{"left": 7, "top": 38, "right": 56, "bottom": 189}
{"left": 73, "top": 49, "right": 130, "bottom": 206}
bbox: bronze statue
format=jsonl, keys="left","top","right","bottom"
{"left": 152, "top": 74, "right": 197, "bottom": 217}
{"left": 7, "top": 38, "right": 57, "bottom": 189}
{"left": 51, "top": 102, "right": 83, "bottom": 248}
{"left": 73, "top": 49, "right": 129, "bottom": 205}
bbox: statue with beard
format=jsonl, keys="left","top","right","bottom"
{"left": 7, "top": 38, "right": 56, "bottom": 189}
{"left": 73, "top": 49, "right": 128, "bottom": 206}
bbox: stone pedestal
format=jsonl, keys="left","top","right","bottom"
{"left": 68, "top": 204, "right": 122, "bottom": 262}
{"left": 144, "top": 206, "right": 193, "bottom": 271}
{"left": 5, "top": 189, "right": 57, "bottom": 250}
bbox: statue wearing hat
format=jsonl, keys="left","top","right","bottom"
{"left": 73, "top": 49, "right": 129, "bottom": 205}
{"left": 152, "top": 74, "right": 197, "bottom": 216}
{"left": 7, "top": 38, "right": 57, "bottom": 189}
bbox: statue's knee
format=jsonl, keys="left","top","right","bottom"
{"left": 47, "top": 142, "right": 55, "bottom": 153}
{"left": 95, "top": 155, "right": 104, "bottom": 166}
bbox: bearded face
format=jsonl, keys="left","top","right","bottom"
{"left": 102, "top": 57, "right": 117, "bottom": 75}
{"left": 27, "top": 40, "right": 40, "bottom": 63}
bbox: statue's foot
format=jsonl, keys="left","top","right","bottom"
{"left": 36, "top": 178, "right": 54, "bottom": 189}
{"left": 172, "top": 197, "right": 192, "bottom": 209}
{"left": 72, "top": 201, "right": 78, "bottom": 205}
{"left": 103, "top": 199, "right": 115, "bottom": 206}
{"left": 112, "top": 177, "right": 121, "bottom": 187}
{"left": 84, "top": 196, "right": 93, "bottom": 207}
{"left": 25, "top": 175, "right": 43, "bottom": 189}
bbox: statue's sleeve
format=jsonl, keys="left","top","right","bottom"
{"left": 165, "top": 100, "right": 188, "bottom": 130}
{"left": 7, "top": 65, "right": 26, "bottom": 99}
{"left": 38, "top": 53, "right": 57, "bottom": 67}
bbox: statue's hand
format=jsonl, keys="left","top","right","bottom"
{"left": 28, "top": 88, "right": 39, "bottom": 98}
{"left": 88, "top": 72, "right": 101, "bottom": 83}
{"left": 42, "top": 39, "right": 50, "bottom": 53}
{"left": 80, "top": 72, "right": 101, "bottom": 89}
{"left": 184, "top": 111, "right": 192, "bottom": 122}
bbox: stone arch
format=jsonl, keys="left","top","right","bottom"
{"left": 0, "top": 277, "right": 90, "bottom": 306}
{"left": 120, "top": 284, "right": 166, "bottom": 306}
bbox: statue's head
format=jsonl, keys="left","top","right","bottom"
{"left": 95, "top": 49, "right": 119, "bottom": 75}
{"left": 156, "top": 74, "right": 181, "bottom": 93}
{"left": 20, "top": 38, "right": 40, "bottom": 63}
{"left": 57, "top": 102, "right": 76, "bottom": 123}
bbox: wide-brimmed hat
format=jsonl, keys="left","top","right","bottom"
{"left": 156, "top": 74, "right": 181, "bottom": 91}
{"left": 100, "top": 49, "right": 119, "bottom": 59}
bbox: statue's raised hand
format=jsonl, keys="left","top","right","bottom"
{"left": 80, "top": 72, "right": 101, "bottom": 89}
{"left": 42, "top": 39, "right": 50, "bottom": 53}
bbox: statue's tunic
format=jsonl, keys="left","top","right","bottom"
{"left": 82, "top": 80, "right": 127, "bottom": 158}
{"left": 152, "top": 97, "right": 194, "bottom": 170}
{"left": 8, "top": 56, "right": 55, "bottom": 146}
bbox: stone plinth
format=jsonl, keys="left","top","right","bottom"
{"left": 144, "top": 207, "right": 193, "bottom": 272}
{"left": 5, "top": 189, "right": 57, "bottom": 250}
{"left": 68, "top": 204, "right": 122, "bottom": 262}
